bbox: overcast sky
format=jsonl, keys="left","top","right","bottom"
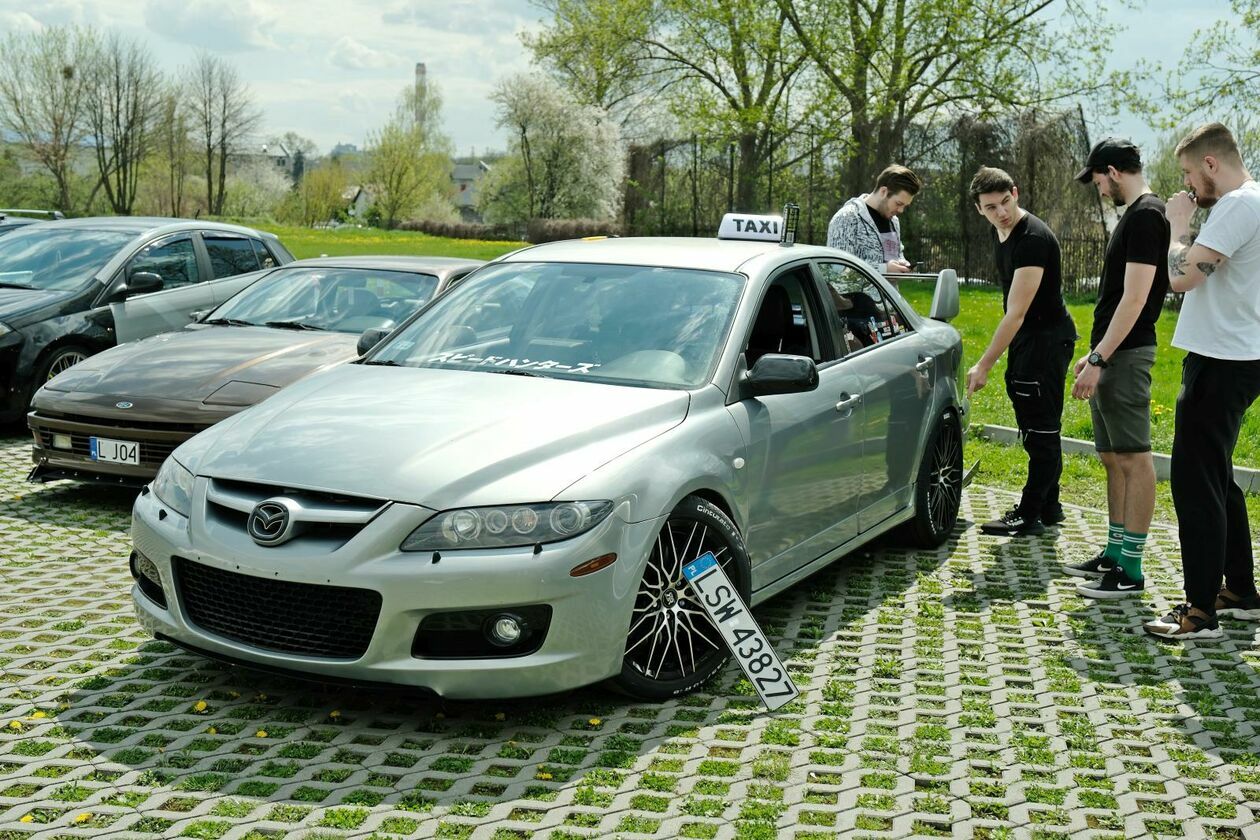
{"left": 0, "top": 0, "right": 1231, "bottom": 158}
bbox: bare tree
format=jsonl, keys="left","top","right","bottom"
{"left": 0, "top": 26, "right": 95, "bottom": 212}
{"left": 152, "top": 86, "right": 192, "bottom": 216}
{"left": 183, "top": 52, "right": 262, "bottom": 216}
{"left": 84, "top": 31, "right": 164, "bottom": 215}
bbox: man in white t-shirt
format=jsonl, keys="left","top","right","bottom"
{"left": 1143, "top": 122, "right": 1260, "bottom": 641}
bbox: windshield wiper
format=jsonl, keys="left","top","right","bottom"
{"left": 361, "top": 359, "right": 406, "bottom": 366}
{"left": 487, "top": 368, "right": 544, "bottom": 377}
{"left": 263, "top": 319, "right": 327, "bottom": 331}
{"left": 202, "top": 317, "right": 256, "bottom": 327}
{"left": 0, "top": 282, "right": 34, "bottom": 290}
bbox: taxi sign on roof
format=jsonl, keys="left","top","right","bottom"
{"left": 718, "top": 213, "right": 782, "bottom": 242}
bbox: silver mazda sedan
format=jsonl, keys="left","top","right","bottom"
{"left": 130, "top": 222, "right": 965, "bottom": 700}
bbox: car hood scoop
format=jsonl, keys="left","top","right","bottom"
{"left": 186, "top": 365, "right": 690, "bottom": 508}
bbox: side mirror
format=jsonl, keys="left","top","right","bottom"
{"left": 929, "top": 268, "right": 959, "bottom": 322}
{"left": 189, "top": 308, "right": 212, "bottom": 322}
{"left": 743, "top": 354, "right": 819, "bottom": 398}
{"left": 357, "top": 327, "right": 389, "bottom": 355}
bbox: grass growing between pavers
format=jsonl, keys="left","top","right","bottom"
{"left": 1, "top": 432, "right": 1260, "bottom": 839}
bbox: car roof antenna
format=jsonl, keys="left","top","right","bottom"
{"left": 779, "top": 203, "right": 799, "bottom": 247}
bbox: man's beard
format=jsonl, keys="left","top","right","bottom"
{"left": 1194, "top": 174, "right": 1220, "bottom": 208}
{"left": 1106, "top": 176, "right": 1125, "bottom": 207}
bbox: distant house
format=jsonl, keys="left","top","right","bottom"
{"left": 452, "top": 158, "right": 491, "bottom": 221}
{"left": 343, "top": 185, "right": 372, "bottom": 219}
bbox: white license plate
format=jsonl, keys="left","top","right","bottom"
{"left": 90, "top": 436, "right": 139, "bottom": 465}
{"left": 682, "top": 551, "right": 799, "bottom": 711}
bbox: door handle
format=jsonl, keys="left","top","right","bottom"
{"left": 835, "top": 393, "right": 862, "bottom": 412}
{"left": 915, "top": 355, "right": 935, "bottom": 372}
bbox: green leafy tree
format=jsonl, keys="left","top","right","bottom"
{"left": 365, "top": 79, "right": 453, "bottom": 228}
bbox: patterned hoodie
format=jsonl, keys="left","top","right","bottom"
{"left": 826, "top": 194, "right": 905, "bottom": 272}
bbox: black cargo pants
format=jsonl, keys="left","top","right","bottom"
{"left": 1005, "top": 329, "right": 1075, "bottom": 520}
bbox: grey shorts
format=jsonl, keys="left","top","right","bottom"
{"left": 1090, "top": 346, "right": 1156, "bottom": 453}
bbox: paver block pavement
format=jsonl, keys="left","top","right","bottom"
{"left": 0, "top": 434, "right": 1258, "bottom": 838}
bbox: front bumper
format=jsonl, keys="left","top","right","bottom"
{"left": 130, "top": 483, "right": 663, "bottom": 699}
{"left": 28, "top": 407, "right": 218, "bottom": 484}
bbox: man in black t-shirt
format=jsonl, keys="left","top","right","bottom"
{"left": 1067, "top": 138, "right": 1170, "bottom": 600}
{"left": 965, "top": 166, "right": 1078, "bottom": 536}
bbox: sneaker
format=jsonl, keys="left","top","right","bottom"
{"left": 980, "top": 507, "right": 1046, "bottom": 537}
{"left": 1077, "top": 567, "right": 1144, "bottom": 599}
{"left": 1216, "top": 588, "right": 1260, "bottom": 620}
{"left": 1143, "top": 604, "right": 1222, "bottom": 640}
{"left": 1040, "top": 504, "right": 1066, "bottom": 526}
{"left": 1063, "top": 550, "right": 1116, "bottom": 579}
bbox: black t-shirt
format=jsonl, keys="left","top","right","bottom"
{"left": 994, "top": 212, "right": 1074, "bottom": 338}
{"left": 1091, "top": 193, "right": 1171, "bottom": 350}
{"left": 869, "top": 206, "right": 892, "bottom": 233}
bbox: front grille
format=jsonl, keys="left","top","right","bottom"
{"left": 32, "top": 430, "right": 178, "bottom": 471}
{"left": 34, "top": 410, "right": 206, "bottom": 434}
{"left": 174, "top": 557, "right": 381, "bottom": 659}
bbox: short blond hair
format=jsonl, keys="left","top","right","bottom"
{"left": 1175, "top": 122, "right": 1243, "bottom": 166}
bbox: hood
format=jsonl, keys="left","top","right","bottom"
{"left": 0, "top": 287, "right": 73, "bottom": 322}
{"left": 179, "top": 365, "right": 690, "bottom": 509}
{"left": 44, "top": 325, "right": 357, "bottom": 404}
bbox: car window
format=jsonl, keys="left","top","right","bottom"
{"left": 128, "top": 236, "right": 198, "bottom": 290}
{"left": 250, "top": 238, "right": 279, "bottom": 269}
{"left": 744, "top": 266, "right": 829, "bottom": 367}
{"left": 817, "top": 261, "right": 911, "bottom": 356}
{"left": 368, "top": 261, "right": 745, "bottom": 390}
{"left": 204, "top": 235, "right": 262, "bottom": 279}
{"left": 207, "top": 267, "right": 438, "bottom": 334}
{"left": 0, "top": 227, "right": 135, "bottom": 291}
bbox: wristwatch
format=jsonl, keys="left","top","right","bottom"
{"left": 1087, "top": 351, "right": 1109, "bottom": 369}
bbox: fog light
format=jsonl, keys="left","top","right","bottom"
{"left": 485, "top": 613, "right": 524, "bottom": 647}
{"left": 53, "top": 433, "right": 72, "bottom": 449}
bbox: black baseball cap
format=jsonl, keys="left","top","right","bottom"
{"left": 1075, "top": 137, "right": 1142, "bottom": 183}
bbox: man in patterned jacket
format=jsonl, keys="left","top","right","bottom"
{"left": 827, "top": 165, "right": 923, "bottom": 275}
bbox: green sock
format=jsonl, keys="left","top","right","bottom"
{"left": 1119, "top": 530, "right": 1147, "bottom": 581}
{"left": 1104, "top": 521, "right": 1124, "bottom": 562}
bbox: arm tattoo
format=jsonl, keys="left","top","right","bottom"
{"left": 1178, "top": 233, "right": 1195, "bottom": 247}
{"left": 1169, "top": 244, "right": 1189, "bottom": 277}
{"left": 1197, "top": 261, "right": 1218, "bottom": 277}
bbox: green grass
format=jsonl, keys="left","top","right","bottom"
{"left": 241, "top": 221, "right": 525, "bottom": 261}
{"left": 898, "top": 280, "right": 1259, "bottom": 467}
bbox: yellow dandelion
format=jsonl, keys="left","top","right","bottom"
{"left": 206, "top": 727, "right": 217, "bottom": 735}
{"left": 329, "top": 710, "right": 341, "bottom": 719}
{"left": 255, "top": 729, "right": 268, "bottom": 738}
{"left": 588, "top": 718, "right": 602, "bottom": 726}
{"left": 20, "top": 814, "right": 33, "bottom": 823}
{"left": 535, "top": 771, "right": 553, "bottom": 781}
{"left": 8, "top": 720, "right": 22, "bottom": 731}
{"left": 30, "top": 711, "right": 47, "bottom": 719}
{"left": 494, "top": 712, "right": 506, "bottom": 721}
{"left": 192, "top": 700, "right": 208, "bottom": 713}
{"left": 255, "top": 693, "right": 268, "bottom": 701}
{"left": 73, "top": 813, "right": 91, "bottom": 824}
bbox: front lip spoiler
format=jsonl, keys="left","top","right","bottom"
{"left": 28, "top": 463, "right": 148, "bottom": 488}
{"left": 154, "top": 633, "right": 442, "bottom": 699}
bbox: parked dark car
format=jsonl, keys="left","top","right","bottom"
{"left": 0, "top": 217, "right": 293, "bottom": 423}
{"left": 0, "top": 209, "right": 62, "bottom": 237}
{"left": 28, "top": 255, "right": 483, "bottom": 484}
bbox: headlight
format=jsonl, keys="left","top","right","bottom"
{"left": 402, "top": 501, "right": 614, "bottom": 551}
{"left": 151, "top": 458, "right": 194, "bottom": 518}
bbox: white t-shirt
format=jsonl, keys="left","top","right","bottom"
{"left": 1174, "top": 180, "right": 1260, "bottom": 360}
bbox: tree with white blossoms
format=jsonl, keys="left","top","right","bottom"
{"left": 479, "top": 73, "right": 624, "bottom": 223}
{"left": 365, "top": 77, "right": 453, "bottom": 228}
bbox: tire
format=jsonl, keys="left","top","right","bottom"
{"left": 898, "top": 409, "right": 963, "bottom": 548}
{"left": 612, "top": 495, "right": 751, "bottom": 701}
{"left": 31, "top": 344, "right": 92, "bottom": 402}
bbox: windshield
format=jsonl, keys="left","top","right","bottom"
{"left": 207, "top": 266, "right": 439, "bottom": 333}
{"left": 368, "top": 261, "right": 745, "bottom": 389}
{"left": 0, "top": 227, "right": 136, "bottom": 291}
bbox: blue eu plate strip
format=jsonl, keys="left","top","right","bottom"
{"left": 682, "top": 551, "right": 717, "bottom": 581}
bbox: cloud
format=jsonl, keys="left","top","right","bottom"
{"left": 143, "top": 0, "right": 276, "bottom": 52}
{"left": 328, "top": 36, "right": 397, "bottom": 71}
{"left": 381, "top": 0, "right": 537, "bottom": 35}
{"left": 0, "top": 10, "right": 42, "bottom": 33}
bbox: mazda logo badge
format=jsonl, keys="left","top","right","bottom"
{"left": 115, "top": 401, "right": 133, "bottom": 409}
{"left": 247, "top": 499, "right": 295, "bottom": 546}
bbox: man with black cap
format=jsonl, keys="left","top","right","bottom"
{"left": 1067, "top": 138, "right": 1170, "bottom": 599}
